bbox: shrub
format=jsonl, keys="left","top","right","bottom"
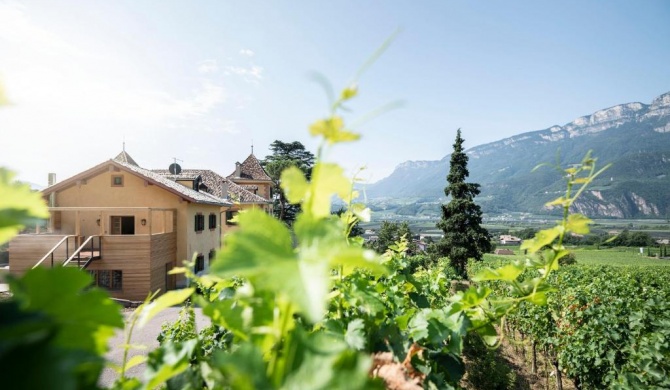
{"left": 559, "top": 251, "right": 577, "bottom": 266}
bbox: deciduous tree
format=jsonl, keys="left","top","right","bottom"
{"left": 261, "top": 141, "right": 315, "bottom": 224}
{"left": 370, "top": 221, "right": 417, "bottom": 255}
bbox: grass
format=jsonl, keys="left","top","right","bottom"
{"left": 485, "top": 246, "right": 670, "bottom": 267}
{"left": 570, "top": 247, "right": 670, "bottom": 266}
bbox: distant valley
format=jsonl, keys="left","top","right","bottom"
{"left": 365, "top": 91, "right": 670, "bottom": 219}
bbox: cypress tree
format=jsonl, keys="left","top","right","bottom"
{"left": 435, "top": 129, "right": 492, "bottom": 278}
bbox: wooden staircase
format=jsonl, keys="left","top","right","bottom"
{"left": 62, "top": 236, "right": 102, "bottom": 269}
{"left": 33, "top": 235, "right": 102, "bottom": 270}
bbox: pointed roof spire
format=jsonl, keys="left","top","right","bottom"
{"left": 227, "top": 153, "right": 271, "bottom": 181}
{"left": 113, "top": 150, "right": 139, "bottom": 167}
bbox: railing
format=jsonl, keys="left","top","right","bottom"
{"left": 62, "top": 236, "right": 102, "bottom": 269}
{"left": 33, "top": 235, "right": 75, "bottom": 269}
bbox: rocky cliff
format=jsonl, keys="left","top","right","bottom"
{"left": 366, "top": 91, "right": 670, "bottom": 218}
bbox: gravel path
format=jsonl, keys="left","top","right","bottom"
{"left": 99, "top": 306, "right": 210, "bottom": 387}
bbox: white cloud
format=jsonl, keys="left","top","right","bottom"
{"left": 224, "top": 65, "right": 264, "bottom": 84}
{"left": 190, "top": 81, "right": 226, "bottom": 115}
{"left": 197, "top": 59, "right": 219, "bottom": 74}
{"left": 239, "top": 49, "right": 255, "bottom": 57}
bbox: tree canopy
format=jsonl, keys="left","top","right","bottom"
{"left": 261, "top": 140, "right": 315, "bottom": 224}
{"left": 370, "top": 221, "right": 417, "bottom": 256}
{"left": 434, "top": 129, "right": 491, "bottom": 278}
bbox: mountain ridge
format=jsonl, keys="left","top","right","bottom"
{"left": 366, "top": 91, "right": 670, "bottom": 218}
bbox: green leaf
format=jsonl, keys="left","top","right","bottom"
{"left": 211, "top": 210, "right": 329, "bottom": 321}
{"left": 520, "top": 226, "right": 562, "bottom": 254}
{"left": 566, "top": 214, "right": 591, "bottom": 235}
{"left": 450, "top": 286, "right": 491, "bottom": 312}
{"left": 211, "top": 343, "right": 273, "bottom": 389}
{"left": 281, "top": 329, "right": 377, "bottom": 390}
{"left": 306, "top": 163, "right": 351, "bottom": 219}
{"left": 139, "top": 288, "right": 195, "bottom": 328}
{"left": 476, "top": 323, "right": 498, "bottom": 347}
{"left": 9, "top": 267, "right": 123, "bottom": 354}
{"left": 210, "top": 209, "right": 295, "bottom": 281}
{"left": 143, "top": 339, "right": 198, "bottom": 390}
{"left": 472, "top": 262, "right": 524, "bottom": 282}
{"left": 202, "top": 299, "right": 249, "bottom": 340}
{"left": 344, "top": 319, "right": 366, "bottom": 350}
{"left": 0, "top": 168, "right": 49, "bottom": 245}
{"left": 124, "top": 354, "right": 147, "bottom": 370}
{"left": 309, "top": 116, "right": 360, "bottom": 145}
{"left": 545, "top": 196, "right": 568, "bottom": 208}
{"left": 340, "top": 84, "right": 358, "bottom": 101}
{"left": 281, "top": 166, "right": 309, "bottom": 204}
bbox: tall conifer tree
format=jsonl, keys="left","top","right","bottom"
{"left": 435, "top": 129, "right": 491, "bottom": 278}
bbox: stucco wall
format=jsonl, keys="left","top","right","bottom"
{"left": 185, "top": 203, "right": 221, "bottom": 272}
{"left": 53, "top": 167, "right": 220, "bottom": 268}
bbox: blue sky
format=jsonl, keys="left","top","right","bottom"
{"left": 1, "top": 0, "right": 669, "bottom": 186}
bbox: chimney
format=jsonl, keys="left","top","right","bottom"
{"left": 222, "top": 180, "right": 229, "bottom": 199}
{"left": 47, "top": 173, "right": 56, "bottom": 207}
{"left": 235, "top": 162, "right": 241, "bottom": 178}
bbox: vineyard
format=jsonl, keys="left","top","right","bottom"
{"left": 470, "top": 259, "right": 670, "bottom": 389}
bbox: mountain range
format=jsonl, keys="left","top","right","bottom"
{"left": 365, "top": 91, "right": 670, "bottom": 218}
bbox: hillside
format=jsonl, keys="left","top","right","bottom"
{"left": 366, "top": 92, "right": 670, "bottom": 218}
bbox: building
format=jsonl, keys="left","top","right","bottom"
{"left": 152, "top": 153, "right": 273, "bottom": 235}
{"left": 8, "top": 150, "right": 272, "bottom": 301}
{"left": 499, "top": 235, "right": 522, "bottom": 245}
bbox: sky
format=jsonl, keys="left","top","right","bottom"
{"left": 1, "top": 0, "right": 669, "bottom": 187}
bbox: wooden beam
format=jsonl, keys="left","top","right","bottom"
{"left": 75, "top": 210, "right": 81, "bottom": 237}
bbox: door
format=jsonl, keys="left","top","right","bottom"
{"left": 110, "top": 216, "right": 135, "bottom": 235}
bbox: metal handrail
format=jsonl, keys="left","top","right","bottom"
{"left": 33, "top": 235, "right": 76, "bottom": 269}
{"left": 62, "top": 235, "right": 101, "bottom": 268}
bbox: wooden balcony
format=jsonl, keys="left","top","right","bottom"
{"left": 9, "top": 207, "right": 178, "bottom": 301}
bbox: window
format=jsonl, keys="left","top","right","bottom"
{"left": 89, "top": 270, "right": 122, "bottom": 290}
{"left": 195, "top": 254, "right": 205, "bottom": 274}
{"left": 209, "top": 249, "right": 216, "bottom": 266}
{"left": 225, "top": 210, "right": 238, "bottom": 226}
{"left": 111, "top": 175, "right": 124, "bottom": 187}
{"left": 195, "top": 214, "right": 205, "bottom": 232}
{"left": 111, "top": 216, "right": 135, "bottom": 235}
{"left": 209, "top": 213, "right": 217, "bottom": 230}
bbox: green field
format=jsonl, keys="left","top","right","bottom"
{"left": 485, "top": 246, "right": 670, "bottom": 267}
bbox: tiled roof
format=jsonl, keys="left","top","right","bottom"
{"left": 153, "top": 168, "right": 271, "bottom": 204}
{"left": 226, "top": 179, "right": 270, "bottom": 204}
{"left": 41, "top": 159, "right": 231, "bottom": 207}
{"left": 114, "top": 161, "right": 231, "bottom": 206}
{"left": 227, "top": 154, "right": 272, "bottom": 181}
{"left": 113, "top": 151, "right": 139, "bottom": 166}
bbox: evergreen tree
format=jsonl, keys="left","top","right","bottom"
{"left": 434, "top": 129, "right": 491, "bottom": 278}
